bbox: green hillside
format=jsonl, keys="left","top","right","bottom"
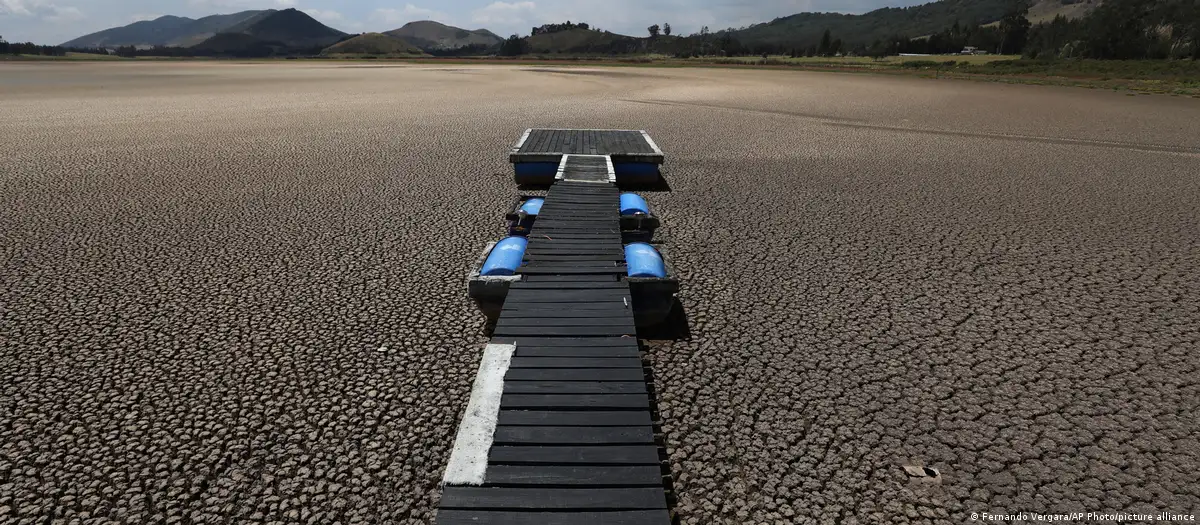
{"left": 321, "top": 33, "right": 427, "bottom": 56}
{"left": 386, "top": 21, "right": 503, "bottom": 50}
{"left": 726, "top": 0, "right": 1013, "bottom": 49}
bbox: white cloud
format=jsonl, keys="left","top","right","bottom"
{"left": 372, "top": 4, "right": 449, "bottom": 26}
{"left": 470, "top": 1, "right": 537, "bottom": 26}
{"left": 130, "top": 13, "right": 162, "bottom": 22}
{"left": 303, "top": 8, "right": 341, "bottom": 22}
{"left": 43, "top": 4, "right": 81, "bottom": 22}
{"left": 0, "top": 0, "right": 84, "bottom": 23}
{"left": 0, "top": 0, "right": 33, "bottom": 16}
{"left": 185, "top": 0, "right": 294, "bottom": 8}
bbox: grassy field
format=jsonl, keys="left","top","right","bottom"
{"left": 1, "top": 52, "right": 124, "bottom": 60}
{"left": 704, "top": 54, "right": 1018, "bottom": 65}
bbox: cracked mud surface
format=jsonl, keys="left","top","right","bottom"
{"left": 2, "top": 63, "right": 1198, "bottom": 524}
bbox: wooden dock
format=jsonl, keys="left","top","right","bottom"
{"left": 437, "top": 131, "right": 673, "bottom": 524}
{"left": 510, "top": 129, "right": 665, "bottom": 187}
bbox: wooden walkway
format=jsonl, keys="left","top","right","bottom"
{"left": 511, "top": 129, "right": 665, "bottom": 165}
{"left": 437, "top": 132, "right": 671, "bottom": 524}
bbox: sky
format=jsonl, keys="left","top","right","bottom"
{"left": 0, "top": 0, "right": 928, "bottom": 46}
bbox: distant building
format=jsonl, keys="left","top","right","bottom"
{"left": 960, "top": 46, "right": 991, "bottom": 55}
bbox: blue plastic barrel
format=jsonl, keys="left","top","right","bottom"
{"left": 519, "top": 198, "right": 545, "bottom": 216}
{"left": 624, "top": 242, "right": 667, "bottom": 278}
{"left": 481, "top": 237, "right": 528, "bottom": 276}
{"left": 619, "top": 193, "right": 650, "bottom": 216}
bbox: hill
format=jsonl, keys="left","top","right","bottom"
{"left": 1027, "top": 0, "right": 1100, "bottom": 24}
{"left": 321, "top": 33, "right": 427, "bottom": 56}
{"left": 525, "top": 28, "right": 656, "bottom": 54}
{"left": 190, "top": 33, "right": 279, "bottom": 55}
{"left": 724, "top": 0, "right": 1016, "bottom": 49}
{"left": 60, "top": 11, "right": 270, "bottom": 48}
{"left": 219, "top": 8, "right": 346, "bottom": 48}
{"left": 188, "top": 9, "right": 347, "bottom": 56}
{"left": 167, "top": 11, "right": 273, "bottom": 47}
{"left": 386, "top": 20, "right": 503, "bottom": 50}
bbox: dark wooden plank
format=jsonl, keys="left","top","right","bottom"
{"left": 436, "top": 510, "right": 671, "bottom": 525}
{"left": 521, "top": 244, "right": 621, "bottom": 251}
{"left": 438, "top": 487, "right": 667, "bottom": 510}
{"left": 508, "top": 357, "right": 642, "bottom": 369}
{"left": 517, "top": 261, "right": 625, "bottom": 268}
{"left": 521, "top": 251, "right": 625, "bottom": 259}
{"left": 509, "top": 280, "right": 627, "bottom": 289}
{"left": 487, "top": 446, "right": 660, "bottom": 466}
{"left": 526, "top": 233, "right": 621, "bottom": 240}
{"left": 499, "top": 309, "right": 632, "bottom": 319}
{"left": 534, "top": 206, "right": 610, "bottom": 213}
{"left": 504, "top": 367, "right": 644, "bottom": 379}
{"left": 547, "top": 189, "right": 614, "bottom": 196}
{"left": 502, "top": 298, "right": 627, "bottom": 307}
{"left": 524, "top": 130, "right": 542, "bottom": 153}
{"left": 529, "top": 221, "right": 619, "bottom": 227}
{"left": 505, "top": 289, "right": 629, "bottom": 301}
{"left": 524, "top": 243, "right": 622, "bottom": 249}
{"left": 500, "top": 394, "right": 649, "bottom": 409}
{"left": 484, "top": 466, "right": 662, "bottom": 486}
{"left": 524, "top": 243, "right": 621, "bottom": 249}
{"left": 493, "top": 426, "right": 656, "bottom": 447}
{"left": 503, "top": 381, "right": 646, "bottom": 395}
{"left": 505, "top": 336, "right": 639, "bottom": 347}
{"left": 550, "top": 182, "right": 614, "bottom": 189}
{"left": 522, "top": 255, "right": 625, "bottom": 263}
{"left": 536, "top": 201, "right": 614, "bottom": 207}
{"left": 497, "top": 318, "right": 635, "bottom": 329}
{"left": 492, "top": 325, "right": 635, "bottom": 337}
{"left": 538, "top": 202, "right": 615, "bottom": 208}
{"left": 547, "top": 186, "right": 615, "bottom": 193}
{"left": 521, "top": 275, "right": 618, "bottom": 282}
{"left": 543, "top": 188, "right": 614, "bottom": 195}
{"left": 497, "top": 410, "right": 652, "bottom": 426}
{"left": 533, "top": 220, "right": 620, "bottom": 226}
{"left": 517, "top": 267, "right": 628, "bottom": 275}
{"left": 527, "top": 225, "right": 620, "bottom": 231}
{"left": 534, "top": 213, "right": 615, "bottom": 220}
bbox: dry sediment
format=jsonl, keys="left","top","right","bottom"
{"left": 1, "top": 62, "right": 1198, "bottom": 524}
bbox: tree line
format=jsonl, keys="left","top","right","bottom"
{"left": 0, "top": 37, "right": 70, "bottom": 57}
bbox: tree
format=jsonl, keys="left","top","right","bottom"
{"left": 997, "top": 0, "right": 1032, "bottom": 54}
{"left": 818, "top": 28, "right": 832, "bottom": 56}
{"left": 500, "top": 34, "right": 527, "bottom": 56}
{"left": 663, "top": 23, "right": 671, "bottom": 37}
{"left": 830, "top": 38, "right": 843, "bottom": 55}
{"left": 648, "top": 24, "right": 660, "bottom": 38}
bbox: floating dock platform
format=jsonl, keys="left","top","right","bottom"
{"left": 437, "top": 130, "right": 675, "bottom": 524}
{"left": 510, "top": 129, "right": 665, "bottom": 186}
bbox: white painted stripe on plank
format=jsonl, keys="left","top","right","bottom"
{"left": 554, "top": 154, "right": 571, "bottom": 181}
{"left": 639, "top": 130, "right": 665, "bottom": 156}
{"left": 605, "top": 155, "right": 616, "bottom": 183}
{"left": 510, "top": 128, "right": 533, "bottom": 154}
{"left": 441, "top": 343, "right": 516, "bottom": 486}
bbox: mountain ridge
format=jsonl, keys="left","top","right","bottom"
{"left": 385, "top": 20, "right": 504, "bottom": 50}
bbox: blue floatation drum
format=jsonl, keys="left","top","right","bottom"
{"left": 624, "top": 242, "right": 667, "bottom": 278}
{"left": 619, "top": 193, "right": 650, "bottom": 216}
{"left": 481, "top": 236, "right": 528, "bottom": 276}
{"left": 519, "top": 197, "right": 545, "bottom": 216}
